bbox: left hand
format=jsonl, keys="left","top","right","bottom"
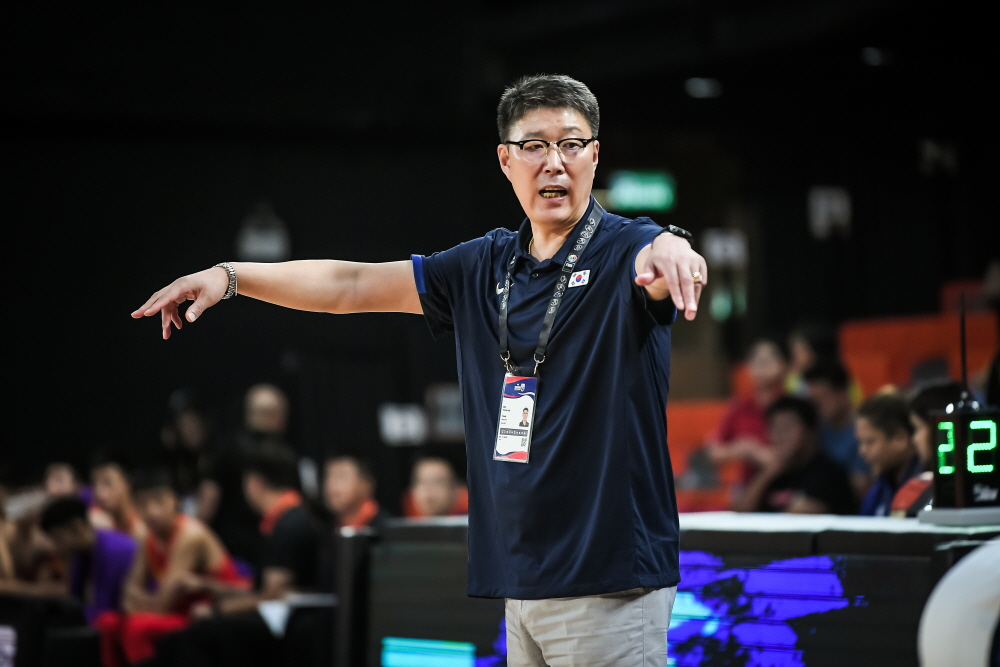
{"left": 634, "top": 234, "right": 707, "bottom": 321}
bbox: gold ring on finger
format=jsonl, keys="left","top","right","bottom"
{"left": 691, "top": 271, "right": 703, "bottom": 284}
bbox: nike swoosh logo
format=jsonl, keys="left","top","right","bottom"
{"left": 496, "top": 282, "right": 505, "bottom": 295}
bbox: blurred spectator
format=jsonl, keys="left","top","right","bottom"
{"left": 706, "top": 337, "right": 787, "bottom": 486}
{"left": 203, "top": 383, "right": 290, "bottom": 570}
{"left": 785, "top": 322, "right": 839, "bottom": 397}
{"left": 856, "top": 393, "right": 921, "bottom": 516}
{"left": 146, "top": 444, "right": 324, "bottom": 667}
{"left": 406, "top": 455, "right": 467, "bottom": 518}
{"left": 45, "top": 463, "right": 90, "bottom": 504}
{"left": 733, "top": 397, "right": 856, "bottom": 514}
{"left": 90, "top": 454, "right": 145, "bottom": 542}
{"left": 803, "top": 360, "right": 871, "bottom": 498}
{"left": 908, "top": 381, "right": 965, "bottom": 471}
{"left": 97, "top": 469, "right": 250, "bottom": 666}
{"left": 324, "top": 456, "right": 390, "bottom": 530}
{"left": 39, "top": 497, "right": 136, "bottom": 624}
{"left": 887, "top": 381, "right": 966, "bottom": 517}
{"left": 159, "top": 391, "right": 214, "bottom": 518}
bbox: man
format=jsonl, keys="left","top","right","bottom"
{"left": 732, "top": 397, "right": 856, "bottom": 514}
{"left": 408, "top": 455, "right": 463, "bottom": 518}
{"left": 705, "top": 337, "right": 787, "bottom": 486}
{"left": 519, "top": 408, "right": 530, "bottom": 428}
{"left": 855, "top": 393, "right": 922, "bottom": 516}
{"left": 90, "top": 454, "right": 145, "bottom": 542}
{"left": 803, "top": 360, "right": 870, "bottom": 498}
{"left": 97, "top": 470, "right": 249, "bottom": 666}
{"left": 133, "top": 74, "right": 706, "bottom": 666}
{"left": 38, "top": 497, "right": 136, "bottom": 624}
{"left": 146, "top": 443, "right": 322, "bottom": 667}
{"left": 201, "top": 383, "right": 291, "bottom": 571}
{"left": 323, "top": 456, "right": 388, "bottom": 530}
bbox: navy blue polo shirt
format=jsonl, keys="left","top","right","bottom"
{"left": 412, "top": 197, "right": 680, "bottom": 600}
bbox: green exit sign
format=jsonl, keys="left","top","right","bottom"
{"left": 608, "top": 170, "right": 676, "bottom": 212}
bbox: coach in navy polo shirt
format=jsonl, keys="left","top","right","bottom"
{"left": 134, "top": 74, "right": 708, "bottom": 667}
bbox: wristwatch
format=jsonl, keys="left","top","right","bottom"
{"left": 657, "top": 224, "right": 693, "bottom": 241}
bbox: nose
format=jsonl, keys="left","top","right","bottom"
{"left": 543, "top": 145, "right": 565, "bottom": 173}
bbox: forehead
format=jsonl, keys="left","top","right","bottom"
{"left": 328, "top": 460, "right": 359, "bottom": 478}
{"left": 135, "top": 486, "right": 174, "bottom": 501}
{"left": 509, "top": 107, "right": 592, "bottom": 140}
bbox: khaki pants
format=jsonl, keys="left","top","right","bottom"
{"left": 505, "top": 586, "right": 677, "bottom": 667}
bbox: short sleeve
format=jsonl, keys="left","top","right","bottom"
{"left": 615, "top": 217, "right": 678, "bottom": 326}
{"left": 412, "top": 235, "right": 492, "bottom": 339}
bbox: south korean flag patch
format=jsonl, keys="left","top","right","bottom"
{"left": 568, "top": 269, "right": 590, "bottom": 288}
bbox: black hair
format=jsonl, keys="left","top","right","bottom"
{"left": 496, "top": 74, "right": 600, "bottom": 143}
{"left": 789, "top": 321, "right": 839, "bottom": 360}
{"left": 244, "top": 443, "right": 300, "bottom": 490}
{"left": 767, "top": 396, "right": 820, "bottom": 431}
{"left": 858, "top": 393, "right": 913, "bottom": 437}
{"left": 90, "top": 449, "right": 135, "bottom": 479}
{"left": 803, "top": 360, "right": 850, "bottom": 392}
{"left": 131, "top": 467, "right": 176, "bottom": 495}
{"left": 908, "top": 381, "right": 965, "bottom": 424}
{"left": 40, "top": 497, "right": 88, "bottom": 533}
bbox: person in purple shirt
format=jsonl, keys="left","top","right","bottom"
{"left": 40, "top": 496, "right": 136, "bottom": 624}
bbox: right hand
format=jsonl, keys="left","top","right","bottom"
{"left": 131, "top": 267, "right": 229, "bottom": 339}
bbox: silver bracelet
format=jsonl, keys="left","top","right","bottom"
{"left": 214, "top": 262, "right": 238, "bottom": 299}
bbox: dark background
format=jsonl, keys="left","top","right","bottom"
{"left": 3, "top": 2, "right": 996, "bottom": 503}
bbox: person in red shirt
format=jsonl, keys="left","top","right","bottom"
{"left": 95, "top": 469, "right": 249, "bottom": 666}
{"left": 705, "top": 337, "right": 788, "bottom": 490}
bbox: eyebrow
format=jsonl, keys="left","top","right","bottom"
{"left": 516, "top": 125, "right": 587, "bottom": 140}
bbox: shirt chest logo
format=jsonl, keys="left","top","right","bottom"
{"left": 568, "top": 270, "right": 591, "bottom": 287}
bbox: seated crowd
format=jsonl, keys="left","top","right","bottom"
{"left": 2, "top": 339, "right": 991, "bottom": 665}
{"left": 709, "top": 329, "right": 972, "bottom": 517}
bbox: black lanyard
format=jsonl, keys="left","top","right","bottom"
{"left": 499, "top": 200, "right": 604, "bottom": 376}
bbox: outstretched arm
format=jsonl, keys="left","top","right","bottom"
{"left": 131, "top": 260, "right": 421, "bottom": 339}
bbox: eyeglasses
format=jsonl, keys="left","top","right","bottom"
{"left": 503, "top": 137, "right": 597, "bottom": 163}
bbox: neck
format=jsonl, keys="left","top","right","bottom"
{"left": 528, "top": 221, "right": 575, "bottom": 261}
{"left": 828, "top": 405, "right": 855, "bottom": 430}
{"left": 258, "top": 488, "right": 286, "bottom": 514}
{"left": 755, "top": 383, "right": 783, "bottom": 406}
{"left": 890, "top": 453, "right": 915, "bottom": 485}
{"left": 527, "top": 198, "right": 592, "bottom": 260}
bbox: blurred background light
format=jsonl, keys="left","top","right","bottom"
{"left": 684, "top": 77, "right": 722, "bottom": 98}
{"left": 607, "top": 170, "right": 677, "bottom": 212}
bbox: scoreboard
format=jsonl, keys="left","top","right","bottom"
{"left": 932, "top": 407, "right": 999, "bottom": 509}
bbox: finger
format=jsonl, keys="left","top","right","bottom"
{"left": 170, "top": 309, "right": 183, "bottom": 331}
{"left": 662, "top": 260, "right": 684, "bottom": 312}
{"left": 682, "top": 266, "right": 699, "bottom": 320}
{"left": 698, "top": 258, "right": 708, "bottom": 288}
{"left": 186, "top": 291, "right": 216, "bottom": 323}
{"left": 634, "top": 264, "right": 662, "bottom": 286}
{"left": 132, "top": 291, "right": 163, "bottom": 318}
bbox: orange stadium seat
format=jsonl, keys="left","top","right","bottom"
{"left": 839, "top": 311, "right": 998, "bottom": 398}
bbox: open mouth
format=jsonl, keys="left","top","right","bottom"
{"left": 540, "top": 187, "right": 567, "bottom": 199}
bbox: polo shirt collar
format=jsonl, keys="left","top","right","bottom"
{"left": 514, "top": 195, "right": 597, "bottom": 270}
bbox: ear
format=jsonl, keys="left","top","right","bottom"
{"left": 591, "top": 140, "right": 600, "bottom": 167}
{"left": 497, "top": 144, "right": 512, "bottom": 182}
